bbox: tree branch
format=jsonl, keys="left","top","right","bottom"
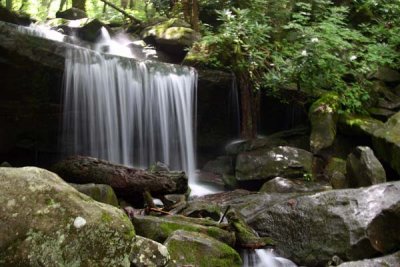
{"left": 99, "top": 0, "right": 141, "bottom": 24}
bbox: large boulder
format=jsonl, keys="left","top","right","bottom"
{"left": 372, "top": 111, "right": 400, "bottom": 175}
{"left": 235, "top": 146, "right": 313, "bottom": 184}
{"left": 228, "top": 182, "right": 400, "bottom": 266}
{"left": 164, "top": 230, "right": 242, "bottom": 267}
{"left": 130, "top": 236, "right": 170, "bottom": 267}
{"left": 337, "top": 251, "right": 400, "bottom": 267}
{"left": 309, "top": 92, "right": 340, "bottom": 153}
{"left": 0, "top": 167, "right": 135, "bottom": 266}
{"left": 132, "top": 215, "right": 235, "bottom": 247}
{"left": 141, "top": 18, "right": 200, "bottom": 59}
{"left": 346, "top": 146, "right": 386, "bottom": 188}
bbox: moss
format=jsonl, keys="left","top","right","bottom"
{"left": 101, "top": 212, "right": 113, "bottom": 223}
{"left": 166, "top": 231, "right": 242, "bottom": 267}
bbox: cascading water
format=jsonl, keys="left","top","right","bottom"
{"left": 62, "top": 47, "right": 197, "bottom": 179}
{"left": 242, "top": 249, "right": 297, "bottom": 267}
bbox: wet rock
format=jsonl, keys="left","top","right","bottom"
{"left": 338, "top": 114, "right": 384, "bottom": 137}
{"left": 336, "top": 251, "right": 400, "bottom": 267}
{"left": 259, "top": 177, "right": 331, "bottom": 193}
{"left": 325, "top": 157, "right": 348, "bottom": 189}
{"left": 235, "top": 146, "right": 313, "bottom": 183}
{"left": 0, "top": 167, "right": 135, "bottom": 266}
{"left": 77, "top": 19, "right": 106, "bottom": 42}
{"left": 179, "top": 201, "right": 222, "bottom": 221}
{"left": 70, "top": 183, "right": 119, "bottom": 207}
{"left": 309, "top": 92, "right": 340, "bottom": 153}
{"left": 225, "top": 138, "right": 287, "bottom": 156}
{"left": 372, "top": 111, "right": 400, "bottom": 175}
{"left": 203, "top": 156, "right": 235, "bottom": 176}
{"left": 0, "top": 6, "right": 32, "bottom": 26}
{"left": 228, "top": 182, "right": 400, "bottom": 266}
{"left": 132, "top": 215, "right": 235, "bottom": 247}
{"left": 346, "top": 146, "right": 386, "bottom": 188}
{"left": 56, "top": 8, "right": 87, "bottom": 20}
{"left": 371, "top": 66, "right": 400, "bottom": 83}
{"left": 131, "top": 236, "right": 170, "bottom": 267}
{"left": 164, "top": 230, "right": 242, "bottom": 267}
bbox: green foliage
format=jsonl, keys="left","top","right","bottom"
{"left": 193, "top": 0, "right": 271, "bottom": 89}
{"left": 196, "top": 0, "right": 400, "bottom": 114}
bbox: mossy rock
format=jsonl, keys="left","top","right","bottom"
{"left": 0, "top": 167, "right": 135, "bottom": 266}
{"left": 309, "top": 92, "right": 340, "bottom": 153}
{"left": 338, "top": 113, "right": 384, "bottom": 137}
{"left": 165, "top": 230, "right": 242, "bottom": 267}
{"left": 325, "top": 157, "right": 348, "bottom": 189}
{"left": 70, "top": 183, "right": 119, "bottom": 207}
{"left": 130, "top": 235, "right": 170, "bottom": 267}
{"left": 132, "top": 215, "right": 235, "bottom": 247}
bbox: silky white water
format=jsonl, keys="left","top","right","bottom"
{"left": 242, "top": 249, "right": 297, "bottom": 267}
{"left": 62, "top": 47, "right": 197, "bottom": 179}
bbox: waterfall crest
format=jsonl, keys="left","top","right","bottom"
{"left": 62, "top": 47, "right": 197, "bottom": 176}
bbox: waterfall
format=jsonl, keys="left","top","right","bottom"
{"left": 241, "top": 249, "right": 297, "bottom": 267}
{"left": 61, "top": 47, "right": 198, "bottom": 177}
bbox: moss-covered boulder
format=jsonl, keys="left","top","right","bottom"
{"left": 309, "top": 92, "right": 340, "bottom": 153}
{"left": 70, "top": 183, "right": 119, "bottom": 207}
{"left": 132, "top": 215, "right": 235, "bottom": 247}
{"left": 346, "top": 146, "right": 386, "bottom": 188}
{"left": 259, "top": 177, "right": 332, "bottom": 194}
{"left": 164, "top": 230, "right": 242, "bottom": 267}
{"left": 235, "top": 146, "right": 313, "bottom": 184}
{"left": 0, "top": 167, "right": 135, "bottom": 266}
{"left": 372, "top": 111, "right": 400, "bottom": 175}
{"left": 130, "top": 235, "right": 170, "bottom": 267}
{"left": 141, "top": 18, "right": 200, "bottom": 58}
{"left": 325, "top": 157, "right": 348, "bottom": 189}
{"left": 338, "top": 114, "right": 384, "bottom": 137}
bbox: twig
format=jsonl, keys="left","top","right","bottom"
{"left": 219, "top": 205, "right": 231, "bottom": 224}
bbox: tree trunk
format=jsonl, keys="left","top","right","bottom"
{"left": 6, "top": 0, "right": 12, "bottom": 10}
{"left": 72, "top": 0, "right": 85, "bottom": 11}
{"left": 191, "top": 0, "right": 199, "bottom": 31}
{"left": 59, "top": 0, "right": 67, "bottom": 10}
{"left": 52, "top": 155, "right": 188, "bottom": 204}
{"left": 238, "top": 73, "right": 259, "bottom": 139}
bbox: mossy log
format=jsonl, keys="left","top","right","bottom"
{"left": 52, "top": 155, "right": 188, "bottom": 203}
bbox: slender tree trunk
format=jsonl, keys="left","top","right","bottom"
{"left": 238, "top": 73, "right": 258, "bottom": 139}
{"left": 72, "top": 0, "right": 86, "bottom": 11}
{"left": 129, "top": 0, "right": 134, "bottom": 9}
{"left": 19, "top": 0, "right": 27, "bottom": 11}
{"left": 59, "top": 0, "right": 67, "bottom": 10}
{"left": 191, "top": 0, "right": 199, "bottom": 31}
{"left": 6, "top": 0, "right": 12, "bottom": 10}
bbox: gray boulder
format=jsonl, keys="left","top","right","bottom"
{"left": 259, "top": 177, "right": 331, "bottom": 194}
{"left": 164, "top": 230, "right": 242, "bottom": 267}
{"left": 337, "top": 251, "right": 400, "bottom": 267}
{"left": 372, "top": 66, "right": 400, "bottom": 82}
{"left": 346, "top": 146, "right": 386, "bottom": 188}
{"left": 372, "top": 111, "right": 400, "bottom": 175}
{"left": 228, "top": 182, "right": 400, "bottom": 266}
{"left": 235, "top": 146, "right": 313, "bottom": 182}
{"left": 0, "top": 167, "right": 135, "bottom": 266}
{"left": 131, "top": 236, "right": 170, "bottom": 267}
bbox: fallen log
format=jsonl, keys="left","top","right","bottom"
{"left": 52, "top": 155, "right": 188, "bottom": 204}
